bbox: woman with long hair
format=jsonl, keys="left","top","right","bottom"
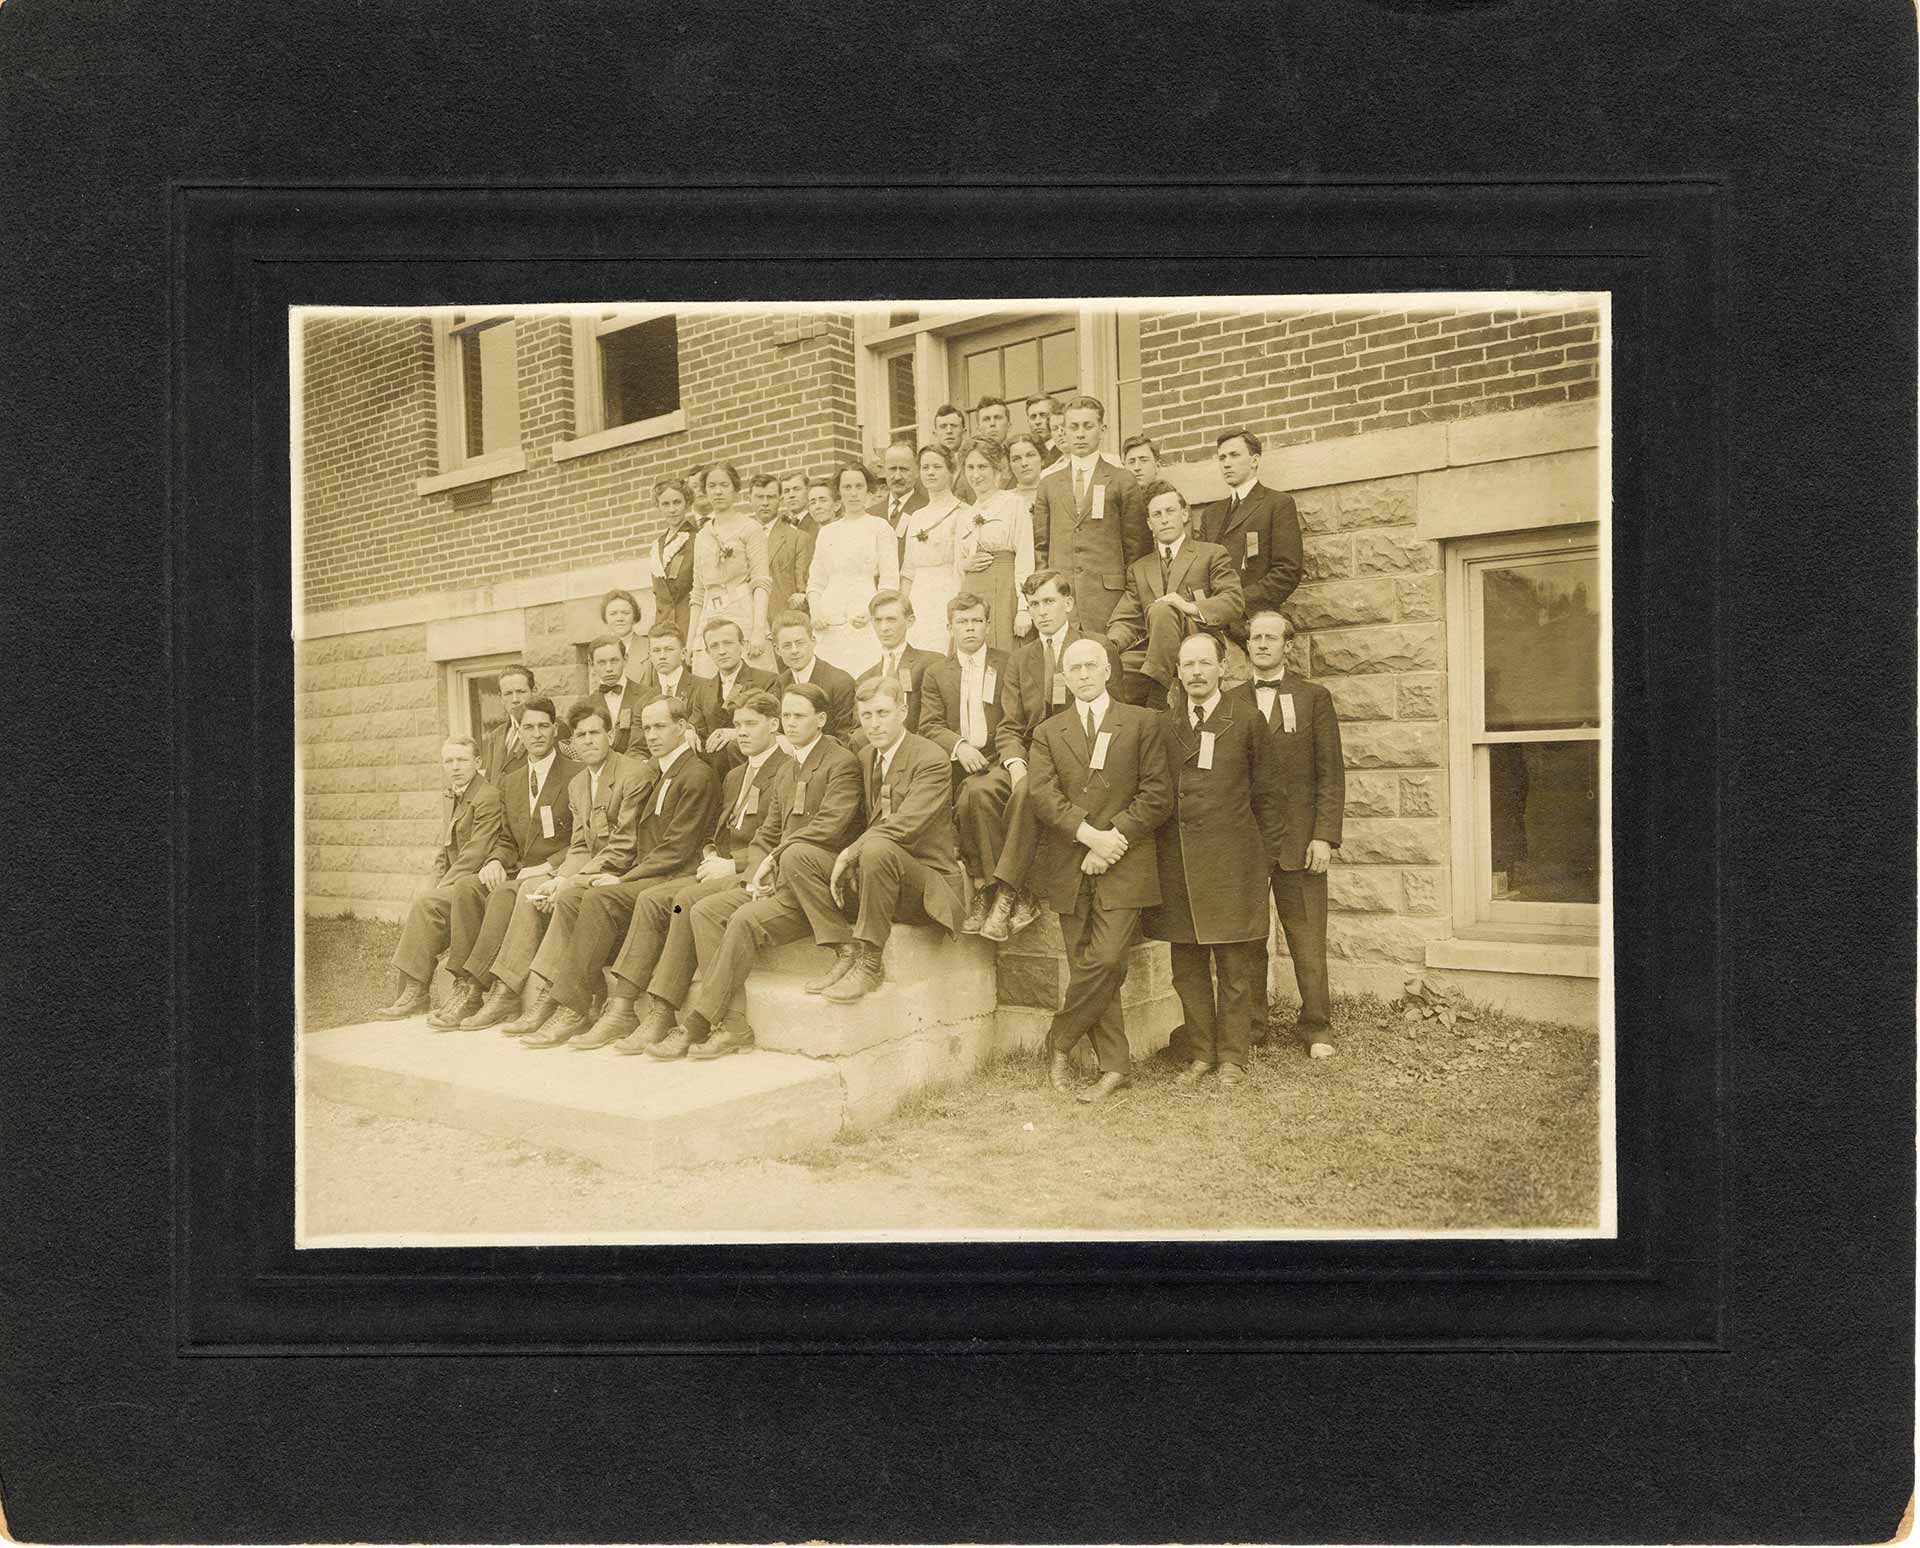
{"left": 805, "top": 461, "right": 898, "bottom": 676}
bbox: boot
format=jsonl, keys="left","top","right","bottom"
{"left": 1009, "top": 890, "right": 1043, "bottom": 935}
{"left": 428, "top": 978, "right": 485, "bottom": 1030}
{"left": 500, "top": 986, "right": 556, "bottom": 1038}
{"left": 572, "top": 995, "right": 638, "bottom": 1050}
{"left": 978, "top": 888, "right": 1016, "bottom": 943}
{"left": 613, "top": 998, "right": 679, "bottom": 1056}
{"left": 960, "top": 884, "right": 991, "bottom": 935}
{"left": 372, "top": 975, "right": 429, "bottom": 1021}
{"left": 522, "top": 1005, "right": 590, "bottom": 1048}
{"left": 460, "top": 979, "right": 519, "bottom": 1030}
{"left": 804, "top": 943, "right": 860, "bottom": 995}
{"left": 1048, "top": 1050, "right": 1074, "bottom": 1094}
{"left": 823, "top": 943, "right": 884, "bottom": 1003}
{"left": 1078, "top": 1070, "right": 1131, "bottom": 1105}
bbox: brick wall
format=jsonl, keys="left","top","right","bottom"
{"left": 1140, "top": 306, "right": 1600, "bottom": 462}
{"left": 301, "top": 312, "right": 862, "bottom": 615}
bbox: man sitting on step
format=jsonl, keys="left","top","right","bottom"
{"left": 566, "top": 690, "right": 792, "bottom": 1054}
{"left": 372, "top": 734, "right": 505, "bottom": 1020}
{"left": 508, "top": 695, "right": 718, "bottom": 1048}
{"left": 436, "top": 695, "right": 577, "bottom": 1030}
{"left": 471, "top": 700, "right": 645, "bottom": 1033}
{"left": 789, "top": 673, "right": 967, "bottom": 1004}
{"left": 655, "top": 680, "right": 866, "bottom": 1057}
{"left": 1103, "top": 481, "right": 1243, "bottom": 711}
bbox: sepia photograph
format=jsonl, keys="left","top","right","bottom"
{"left": 293, "top": 295, "right": 1612, "bottom": 1246}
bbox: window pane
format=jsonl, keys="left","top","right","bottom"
{"left": 966, "top": 349, "right": 1003, "bottom": 404}
{"left": 887, "top": 352, "right": 916, "bottom": 432}
{"left": 1041, "top": 329, "right": 1077, "bottom": 393}
{"left": 469, "top": 673, "right": 504, "bottom": 740}
{"left": 1482, "top": 557, "right": 1600, "bottom": 731}
{"left": 1003, "top": 340, "right": 1040, "bottom": 401}
{"left": 601, "top": 315, "right": 680, "bottom": 429}
{"left": 1487, "top": 741, "right": 1600, "bottom": 904}
{"left": 459, "top": 321, "right": 520, "bottom": 460}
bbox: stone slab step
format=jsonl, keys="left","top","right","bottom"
{"left": 756, "top": 924, "right": 990, "bottom": 983}
{"left": 743, "top": 958, "right": 994, "bottom": 1057}
{"left": 302, "top": 1016, "right": 844, "bottom": 1173}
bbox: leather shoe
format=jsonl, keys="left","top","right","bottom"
{"left": 960, "top": 886, "right": 990, "bottom": 935}
{"left": 978, "top": 888, "right": 1016, "bottom": 943}
{"left": 823, "top": 944, "right": 883, "bottom": 1002}
{"left": 522, "top": 1005, "right": 590, "bottom": 1048}
{"left": 804, "top": 943, "right": 860, "bottom": 994}
{"left": 1174, "top": 1059, "right": 1212, "bottom": 1086}
{"left": 1308, "top": 1039, "right": 1336, "bottom": 1060}
{"left": 1009, "top": 891, "right": 1043, "bottom": 935}
{"left": 1048, "top": 1050, "right": 1074, "bottom": 1094}
{"left": 1216, "top": 1062, "right": 1247, "bottom": 1089}
{"left": 645, "top": 1028, "right": 691, "bottom": 1060}
{"left": 688, "top": 1021, "right": 754, "bottom": 1059}
{"left": 1077, "top": 1071, "right": 1131, "bottom": 1105}
{"left": 372, "top": 978, "right": 429, "bottom": 1021}
{"left": 500, "top": 988, "right": 556, "bottom": 1038}
{"left": 460, "top": 980, "right": 519, "bottom": 1030}
{"left": 429, "top": 980, "right": 485, "bottom": 1030}
{"left": 612, "top": 1000, "right": 679, "bottom": 1055}
{"left": 572, "top": 996, "right": 638, "bottom": 1050}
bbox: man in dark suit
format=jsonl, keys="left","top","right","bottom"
{"left": 932, "top": 403, "right": 967, "bottom": 460}
{"left": 372, "top": 735, "right": 506, "bottom": 1020}
{"left": 1244, "top": 607, "right": 1344, "bottom": 1059}
{"left": 478, "top": 663, "right": 535, "bottom": 788}
{"left": 1025, "top": 638, "right": 1174, "bottom": 1103}
{"left": 689, "top": 616, "right": 779, "bottom": 777}
{"left": 783, "top": 675, "right": 966, "bottom": 1004}
{"left": 441, "top": 695, "right": 578, "bottom": 1029}
{"left": 917, "top": 591, "right": 1029, "bottom": 942}
{"left": 1153, "top": 634, "right": 1285, "bottom": 1087}
{"left": 487, "top": 701, "right": 648, "bottom": 1034}
{"left": 1024, "top": 395, "right": 1063, "bottom": 465}
{"left": 514, "top": 694, "right": 719, "bottom": 1048}
{"left": 563, "top": 692, "right": 792, "bottom": 1053}
{"left": 766, "top": 478, "right": 818, "bottom": 614}
{"left": 1198, "top": 428, "right": 1304, "bottom": 639}
{"left": 586, "top": 634, "right": 643, "bottom": 757}
{"left": 1028, "top": 393, "right": 1150, "bottom": 633}
{"left": 649, "top": 477, "right": 699, "bottom": 645}
{"left": 855, "top": 590, "right": 942, "bottom": 735}
{"left": 771, "top": 609, "right": 858, "bottom": 744}
{"left": 1105, "top": 481, "right": 1246, "bottom": 709}
{"left": 876, "top": 439, "right": 928, "bottom": 564}
{"left": 1121, "top": 434, "right": 1164, "bottom": 486}
{"left": 661, "top": 680, "right": 867, "bottom": 1058}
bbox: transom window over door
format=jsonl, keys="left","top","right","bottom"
{"left": 1447, "top": 528, "right": 1605, "bottom": 936}
{"left": 952, "top": 316, "right": 1078, "bottom": 439}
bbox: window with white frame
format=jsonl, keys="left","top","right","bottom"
{"left": 882, "top": 348, "right": 918, "bottom": 442}
{"left": 555, "top": 309, "right": 687, "bottom": 461}
{"left": 1445, "top": 526, "right": 1604, "bottom": 938}
{"left": 446, "top": 654, "right": 524, "bottom": 744}
{"left": 420, "top": 311, "right": 526, "bottom": 494}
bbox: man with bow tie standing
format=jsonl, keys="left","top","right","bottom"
{"left": 1153, "top": 634, "right": 1285, "bottom": 1088}
{"left": 1243, "top": 607, "right": 1344, "bottom": 1058}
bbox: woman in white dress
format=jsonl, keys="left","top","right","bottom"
{"left": 899, "top": 444, "right": 970, "bottom": 654}
{"left": 686, "top": 462, "right": 773, "bottom": 672}
{"left": 956, "top": 438, "right": 1037, "bottom": 655}
{"left": 806, "top": 462, "right": 898, "bottom": 677}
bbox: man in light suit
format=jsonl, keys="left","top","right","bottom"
{"left": 1105, "top": 481, "right": 1245, "bottom": 709}
{"left": 372, "top": 735, "right": 506, "bottom": 1020}
{"left": 442, "top": 695, "right": 577, "bottom": 1030}
{"left": 1198, "top": 428, "right": 1304, "bottom": 642}
{"left": 1244, "top": 607, "right": 1344, "bottom": 1059}
{"left": 516, "top": 695, "right": 719, "bottom": 1048}
{"left": 749, "top": 471, "right": 782, "bottom": 526}
{"left": 1028, "top": 393, "right": 1151, "bottom": 634}
{"left": 771, "top": 610, "right": 858, "bottom": 744}
{"left": 661, "top": 681, "right": 867, "bottom": 1058}
{"left": 785, "top": 675, "right": 967, "bottom": 1004}
{"left": 479, "top": 663, "right": 535, "bottom": 788}
{"left": 765, "top": 478, "right": 818, "bottom": 614}
{"left": 1024, "top": 639, "right": 1174, "bottom": 1102}
{"left": 855, "top": 590, "right": 942, "bottom": 735}
{"left": 1153, "top": 634, "right": 1284, "bottom": 1087}
{"left": 876, "top": 438, "right": 928, "bottom": 564}
{"left": 487, "top": 700, "right": 647, "bottom": 1035}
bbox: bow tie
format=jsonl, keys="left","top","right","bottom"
{"left": 1254, "top": 677, "right": 1285, "bottom": 687}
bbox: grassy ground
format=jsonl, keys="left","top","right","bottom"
{"left": 299, "top": 915, "right": 1601, "bottom": 1237}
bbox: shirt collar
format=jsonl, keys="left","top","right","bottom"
{"left": 1080, "top": 692, "right": 1111, "bottom": 725}
{"left": 449, "top": 775, "right": 474, "bottom": 798}
{"left": 528, "top": 748, "right": 558, "bottom": 780}
{"left": 743, "top": 745, "right": 777, "bottom": 773}
{"left": 1041, "top": 625, "right": 1070, "bottom": 653}
{"left": 1226, "top": 476, "right": 1255, "bottom": 501}
{"left": 956, "top": 647, "right": 986, "bottom": 671}
{"left": 1069, "top": 452, "right": 1099, "bottom": 476}
{"left": 789, "top": 660, "right": 813, "bottom": 683}
{"left": 1253, "top": 666, "right": 1288, "bottom": 686}
{"left": 1159, "top": 534, "right": 1186, "bottom": 560}
{"left": 788, "top": 731, "right": 821, "bottom": 767}
{"left": 603, "top": 679, "right": 626, "bottom": 698}
{"left": 875, "top": 731, "right": 907, "bottom": 767}
{"left": 656, "top": 742, "right": 690, "bottom": 776}
{"left": 1192, "top": 690, "right": 1223, "bottom": 722}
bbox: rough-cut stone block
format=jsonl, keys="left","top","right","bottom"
{"left": 301, "top": 1019, "right": 845, "bottom": 1178}
{"left": 1301, "top": 535, "right": 1352, "bottom": 582}
{"left": 1286, "top": 578, "right": 1398, "bottom": 631}
{"left": 1292, "top": 489, "right": 1338, "bottom": 535}
{"left": 997, "top": 952, "right": 1064, "bottom": 1009}
{"left": 1326, "top": 912, "right": 1448, "bottom": 965}
{"left": 1321, "top": 676, "right": 1397, "bottom": 723}
{"left": 1353, "top": 532, "right": 1437, "bottom": 575}
{"left": 1337, "top": 818, "right": 1446, "bottom": 866}
{"left": 1329, "top": 869, "right": 1400, "bottom": 913}
{"left": 1395, "top": 575, "right": 1441, "bottom": 622}
{"left": 1313, "top": 624, "right": 1441, "bottom": 677}
{"left": 744, "top": 953, "right": 995, "bottom": 1057}
{"left": 1343, "top": 773, "right": 1399, "bottom": 818}
{"left": 1399, "top": 773, "right": 1443, "bottom": 817}
{"left": 836, "top": 1013, "right": 1000, "bottom": 1131}
{"left": 1342, "top": 722, "right": 1444, "bottom": 770}
{"left": 1396, "top": 673, "right": 1445, "bottom": 721}
{"left": 1332, "top": 476, "right": 1417, "bottom": 530}
{"left": 1403, "top": 871, "right": 1443, "bottom": 915}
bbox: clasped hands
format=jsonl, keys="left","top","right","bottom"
{"left": 1076, "top": 821, "right": 1128, "bottom": 876}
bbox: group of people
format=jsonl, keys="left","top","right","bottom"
{"left": 371, "top": 394, "right": 1346, "bottom": 1102}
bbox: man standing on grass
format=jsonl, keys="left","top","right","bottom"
{"left": 1153, "top": 633, "right": 1284, "bottom": 1089}
{"left": 440, "top": 695, "right": 577, "bottom": 1030}
{"left": 1024, "top": 638, "right": 1173, "bottom": 1104}
{"left": 1244, "top": 606, "right": 1344, "bottom": 1059}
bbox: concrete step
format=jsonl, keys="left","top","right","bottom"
{"left": 754, "top": 924, "right": 990, "bottom": 984}
{"left": 302, "top": 1016, "right": 844, "bottom": 1174}
{"left": 741, "top": 931, "right": 996, "bottom": 1058}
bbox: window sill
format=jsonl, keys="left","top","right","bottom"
{"left": 551, "top": 409, "right": 688, "bottom": 463}
{"left": 1425, "top": 936, "right": 1600, "bottom": 979}
{"left": 415, "top": 449, "right": 526, "bottom": 496}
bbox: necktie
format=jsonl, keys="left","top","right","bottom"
{"left": 1160, "top": 545, "right": 1174, "bottom": 592}
{"left": 529, "top": 765, "right": 538, "bottom": 805}
{"left": 505, "top": 719, "right": 520, "bottom": 753}
{"left": 1082, "top": 705, "right": 1095, "bottom": 741}
{"left": 732, "top": 765, "right": 756, "bottom": 828}
{"left": 1073, "top": 464, "right": 1087, "bottom": 505}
